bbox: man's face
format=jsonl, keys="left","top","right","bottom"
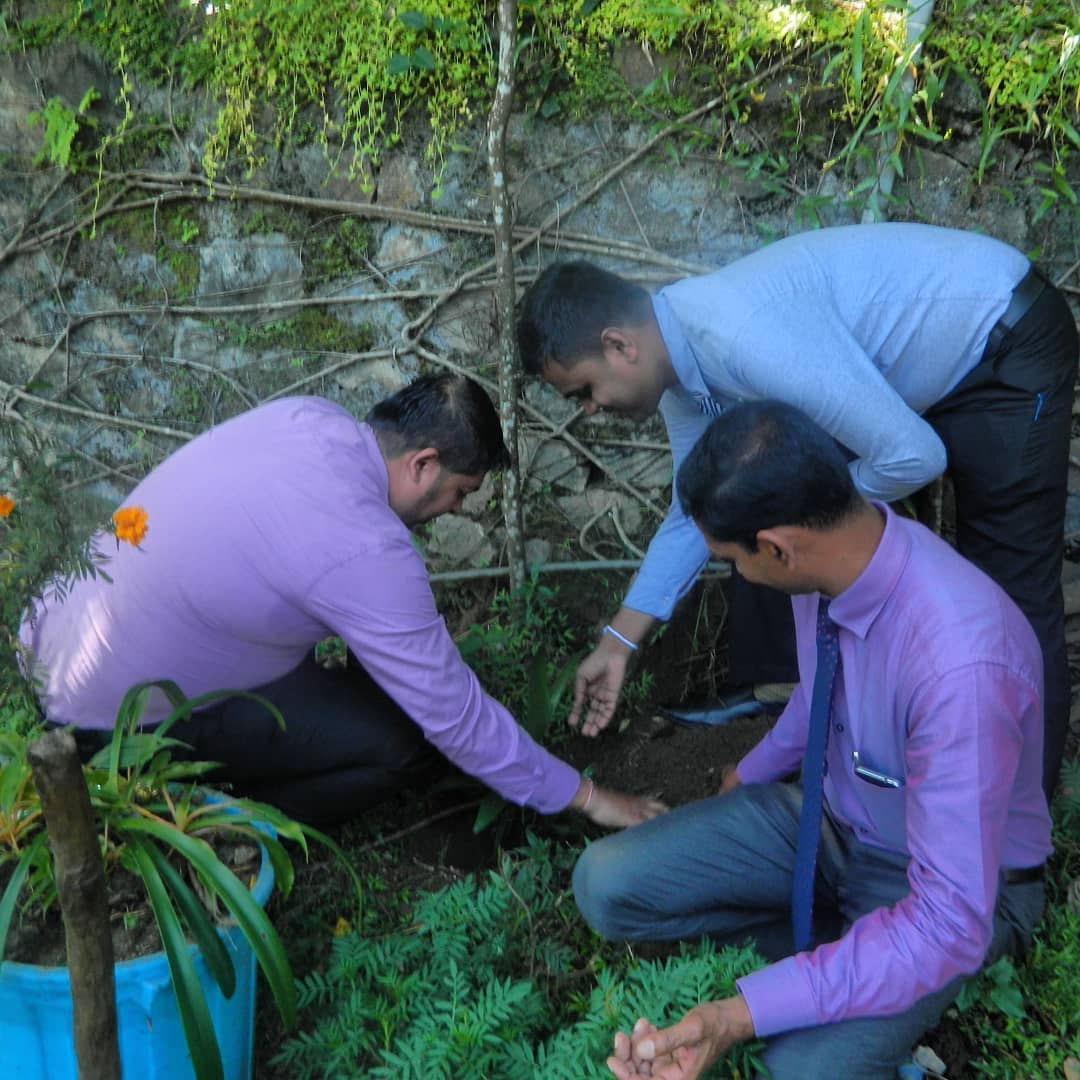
{"left": 541, "top": 350, "right": 665, "bottom": 421}
{"left": 703, "top": 533, "right": 812, "bottom": 595}
{"left": 400, "top": 466, "right": 485, "bottom": 529}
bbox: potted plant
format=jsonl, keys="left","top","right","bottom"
{"left": 0, "top": 678, "right": 359, "bottom": 1080}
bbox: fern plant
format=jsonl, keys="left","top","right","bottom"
{"left": 273, "top": 837, "right": 767, "bottom": 1079}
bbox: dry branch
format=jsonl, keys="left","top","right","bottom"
{"left": 26, "top": 729, "right": 120, "bottom": 1080}
{"left": 488, "top": 0, "right": 527, "bottom": 592}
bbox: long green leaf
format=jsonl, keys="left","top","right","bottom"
{"left": 88, "top": 734, "right": 197, "bottom": 773}
{"left": 156, "top": 689, "right": 286, "bottom": 739}
{"left": 128, "top": 841, "right": 224, "bottom": 1080}
{"left": 472, "top": 792, "right": 507, "bottom": 834}
{"left": 187, "top": 816, "right": 296, "bottom": 900}
{"left": 851, "top": 10, "right": 865, "bottom": 98}
{"left": 0, "top": 833, "right": 47, "bottom": 960}
{"left": 118, "top": 818, "right": 296, "bottom": 1026}
{"left": 137, "top": 843, "right": 236, "bottom": 998}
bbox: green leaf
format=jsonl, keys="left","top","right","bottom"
{"left": 989, "top": 982, "right": 1026, "bottom": 1019}
{"left": 76, "top": 86, "right": 100, "bottom": 115}
{"left": 118, "top": 817, "right": 297, "bottom": 1027}
{"left": 0, "top": 833, "right": 47, "bottom": 960}
{"left": 157, "top": 687, "right": 286, "bottom": 738}
{"left": 129, "top": 843, "right": 225, "bottom": 1080}
{"left": 473, "top": 792, "right": 507, "bottom": 833}
{"left": 398, "top": 11, "right": 430, "bottom": 31}
{"left": 411, "top": 47, "right": 437, "bottom": 71}
{"left": 851, "top": 11, "right": 866, "bottom": 97}
{"left": 88, "top": 733, "right": 194, "bottom": 772}
{"left": 189, "top": 814, "right": 297, "bottom": 899}
{"left": 523, "top": 654, "right": 552, "bottom": 740}
{"left": 135, "top": 841, "right": 236, "bottom": 998}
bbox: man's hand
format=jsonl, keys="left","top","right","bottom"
{"left": 718, "top": 764, "right": 742, "bottom": 795}
{"left": 569, "top": 640, "right": 631, "bottom": 736}
{"left": 578, "top": 783, "right": 668, "bottom": 829}
{"left": 606, "top": 998, "right": 755, "bottom": 1080}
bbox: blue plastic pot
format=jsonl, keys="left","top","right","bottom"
{"left": 0, "top": 824, "right": 275, "bottom": 1079}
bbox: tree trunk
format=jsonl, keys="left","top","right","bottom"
{"left": 487, "top": 0, "right": 527, "bottom": 594}
{"left": 27, "top": 729, "right": 120, "bottom": 1080}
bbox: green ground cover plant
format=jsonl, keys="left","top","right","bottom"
{"left": 951, "top": 760, "right": 1080, "bottom": 1076}
{"left": 271, "top": 834, "right": 768, "bottom": 1079}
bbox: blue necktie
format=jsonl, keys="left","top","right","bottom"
{"left": 791, "top": 596, "right": 841, "bottom": 953}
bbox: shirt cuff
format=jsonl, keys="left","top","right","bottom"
{"left": 530, "top": 755, "right": 583, "bottom": 814}
{"left": 736, "top": 956, "right": 819, "bottom": 1037}
{"left": 737, "top": 739, "right": 786, "bottom": 784}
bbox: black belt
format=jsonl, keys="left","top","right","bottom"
{"left": 1002, "top": 863, "right": 1045, "bottom": 886}
{"left": 982, "top": 266, "right": 1048, "bottom": 358}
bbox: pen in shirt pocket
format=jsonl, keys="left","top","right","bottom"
{"left": 852, "top": 751, "right": 904, "bottom": 789}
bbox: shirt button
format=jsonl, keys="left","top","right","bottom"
{"left": 834, "top": 723, "right": 844, "bottom": 732}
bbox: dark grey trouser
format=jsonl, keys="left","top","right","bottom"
{"left": 165, "top": 653, "right": 435, "bottom": 826}
{"left": 572, "top": 783, "right": 1045, "bottom": 1080}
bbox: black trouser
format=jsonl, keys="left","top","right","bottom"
{"left": 64, "top": 654, "right": 438, "bottom": 827}
{"left": 727, "top": 280, "right": 1078, "bottom": 798}
{"left": 926, "top": 281, "right": 1078, "bottom": 798}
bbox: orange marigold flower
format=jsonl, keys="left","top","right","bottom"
{"left": 0, "top": 495, "right": 13, "bottom": 518}
{"left": 112, "top": 505, "right": 149, "bottom": 546}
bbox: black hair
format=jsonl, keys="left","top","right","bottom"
{"left": 676, "top": 400, "right": 861, "bottom": 551}
{"left": 516, "top": 260, "right": 654, "bottom": 375}
{"left": 366, "top": 373, "right": 510, "bottom": 475}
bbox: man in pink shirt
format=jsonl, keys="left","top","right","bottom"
{"left": 574, "top": 400, "right": 1051, "bottom": 1080}
{"left": 21, "top": 374, "right": 665, "bottom": 830}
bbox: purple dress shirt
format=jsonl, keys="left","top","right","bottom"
{"left": 733, "top": 505, "right": 1052, "bottom": 1036}
{"left": 19, "top": 397, "right": 581, "bottom": 814}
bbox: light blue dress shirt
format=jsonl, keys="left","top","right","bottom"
{"left": 623, "top": 222, "right": 1030, "bottom": 621}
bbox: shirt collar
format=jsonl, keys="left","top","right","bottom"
{"left": 652, "top": 291, "right": 712, "bottom": 400}
{"left": 359, "top": 422, "right": 391, "bottom": 504}
{"left": 827, "top": 502, "right": 911, "bottom": 640}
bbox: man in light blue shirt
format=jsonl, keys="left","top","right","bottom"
{"left": 517, "top": 223, "right": 1077, "bottom": 796}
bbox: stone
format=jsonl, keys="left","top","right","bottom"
{"left": 198, "top": 235, "right": 304, "bottom": 309}
{"left": 375, "top": 226, "right": 449, "bottom": 286}
{"left": 425, "top": 513, "right": 496, "bottom": 568}
{"left": 333, "top": 356, "right": 413, "bottom": 410}
{"left": 173, "top": 318, "right": 219, "bottom": 365}
{"left": 593, "top": 444, "right": 672, "bottom": 494}
{"left": 525, "top": 537, "right": 552, "bottom": 567}
{"left": 0, "top": 56, "right": 45, "bottom": 160}
{"left": 428, "top": 292, "right": 493, "bottom": 356}
{"left": 294, "top": 143, "right": 375, "bottom": 202}
{"left": 556, "top": 489, "right": 645, "bottom": 541}
{"left": 612, "top": 41, "right": 681, "bottom": 93}
{"left": 375, "top": 154, "right": 424, "bottom": 209}
{"left": 521, "top": 433, "right": 589, "bottom": 494}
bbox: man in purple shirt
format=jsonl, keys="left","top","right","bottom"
{"left": 572, "top": 401, "right": 1051, "bottom": 1079}
{"left": 20, "top": 374, "right": 666, "bottom": 830}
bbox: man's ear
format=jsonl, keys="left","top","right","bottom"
{"left": 600, "top": 326, "right": 638, "bottom": 365}
{"left": 756, "top": 526, "right": 799, "bottom": 565}
{"left": 403, "top": 446, "right": 441, "bottom": 484}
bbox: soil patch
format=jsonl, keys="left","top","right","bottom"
{"left": 1, "top": 835, "right": 263, "bottom": 967}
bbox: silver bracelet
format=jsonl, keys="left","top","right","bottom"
{"left": 602, "top": 624, "right": 639, "bottom": 651}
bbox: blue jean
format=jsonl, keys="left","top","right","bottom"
{"left": 573, "top": 783, "right": 1045, "bottom": 1079}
